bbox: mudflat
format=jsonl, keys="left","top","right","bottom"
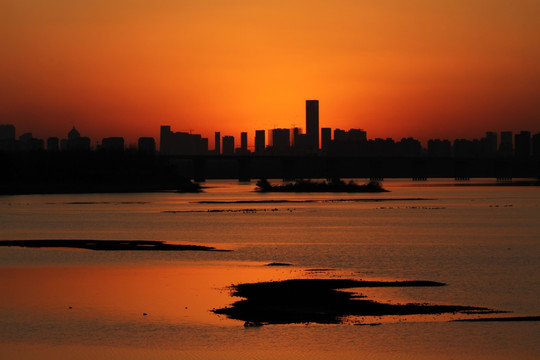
{"left": 0, "top": 239, "right": 227, "bottom": 251}
{"left": 214, "top": 278, "right": 498, "bottom": 325}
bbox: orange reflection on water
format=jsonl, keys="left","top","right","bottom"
{"left": 0, "top": 263, "right": 301, "bottom": 326}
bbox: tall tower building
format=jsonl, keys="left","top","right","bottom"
{"left": 240, "top": 132, "right": 248, "bottom": 152}
{"left": 160, "top": 125, "right": 172, "bottom": 154}
{"left": 255, "top": 130, "right": 265, "bottom": 153}
{"left": 222, "top": 136, "right": 234, "bottom": 155}
{"left": 215, "top": 132, "right": 221, "bottom": 155}
{"left": 500, "top": 131, "right": 513, "bottom": 156}
{"left": 321, "top": 127, "right": 331, "bottom": 151}
{"left": 515, "top": 131, "right": 531, "bottom": 158}
{"left": 306, "top": 100, "right": 319, "bottom": 152}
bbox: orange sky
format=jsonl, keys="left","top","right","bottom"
{"left": 2, "top": 0, "right": 539, "bottom": 148}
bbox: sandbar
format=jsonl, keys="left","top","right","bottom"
{"left": 0, "top": 239, "right": 228, "bottom": 251}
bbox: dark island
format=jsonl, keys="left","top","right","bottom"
{"left": 255, "top": 179, "right": 389, "bottom": 193}
{"left": 0, "top": 239, "right": 228, "bottom": 251}
{"left": 213, "top": 278, "right": 498, "bottom": 325}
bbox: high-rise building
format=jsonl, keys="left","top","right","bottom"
{"left": 321, "top": 127, "right": 331, "bottom": 151}
{"left": 331, "top": 128, "right": 368, "bottom": 156}
{"left": 0, "top": 124, "right": 15, "bottom": 140}
{"left": 427, "top": 139, "right": 452, "bottom": 157}
{"left": 270, "top": 128, "right": 290, "bottom": 154}
{"left": 500, "top": 131, "right": 513, "bottom": 156}
{"left": 160, "top": 125, "right": 208, "bottom": 155}
{"left": 100, "top": 137, "right": 124, "bottom": 152}
{"left": 47, "top": 137, "right": 59, "bottom": 152}
{"left": 222, "top": 136, "right": 235, "bottom": 155}
{"left": 485, "top": 132, "right": 498, "bottom": 154}
{"left": 306, "top": 100, "right": 319, "bottom": 152}
{"left": 255, "top": 130, "right": 265, "bottom": 154}
{"left": 214, "top": 132, "right": 221, "bottom": 155}
{"left": 138, "top": 137, "right": 156, "bottom": 154}
{"left": 533, "top": 133, "right": 540, "bottom": 158}
{"left": 65, "top": 126, "right": 91, "bottom": 151}
{"left": 240, "top": 132, "right": 248, "bottom": 152}
{"left": 515, "top": 131, "right": 531, "bottom": 158}
{"left": 19, "top": 133, "right": 44, "bottom": 152}
{"left": 0, "top": 124, "right": 16, "bottom": 152}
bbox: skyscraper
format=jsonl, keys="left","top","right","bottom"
{"left": 215, "top": 132, "right": 221, "bottom": 155}
{"left": 515, "top": 131, "right": 531, "bottom": 158}
{"left": 500, "top": 131, "right": 513, "bottom": 156}
{"left": 160, "top": 125, "right": 207, "bottom": 155}
{"left": 255, "top": 130, "right": 265, "bottom": 154}
{"left": 240, "top": 132, "right": 248, "bottom": 152}
{"left": 0, "top": 124, "right": 15, "bottom": 140}
{"left": 222, "top": 136, "right": 234, "bottom": 155}
{"left": 270, "top": 128, "right": 290, "bottom": 154}
{"left": 306, "top": 100, "right": 319, "bottom": 152}
{"left": 321, "top": 127, "right": 331, "bottom": 151}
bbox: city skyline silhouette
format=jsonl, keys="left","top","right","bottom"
{"left": 2, "top": 100, "right": 539, "bottom": 158}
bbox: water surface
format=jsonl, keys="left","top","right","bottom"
{"left": 1, "top": 179, "right": 539, "bottom": 359}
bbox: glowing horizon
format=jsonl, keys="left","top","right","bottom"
{"left": 2, "top": 1, "right": 539, "bottom": 148}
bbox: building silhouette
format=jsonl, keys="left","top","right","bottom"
{"left": 100, "top": 137, "right": 124, "bottom": 152}
{"left": 138, "top": 137, "right": 156, "bottom": 154}
{"left": 64, "top": 127, "right": 91, "bottom": 151}
{"left": 255, "top": 130, "right": 265, "bottom": 154}
{"left": 321, "top": 127, "right": 331, "bottom": 152}
{"left": 427, "top": 139, "right": 452, "bottom": 157}
{"left": 160, "top": 125, "right": 208, "bottom": 155}
{"left": 515, "top": 131, "right": 531, "bottom": 158}
{"left": 270, "top": 128, "right": 290, "bottom": 154}
{"left": 0, "top": 124, "right": 16, "bottom": 152}
{"left": 329, "top": 128, "right": 367, "bottom": 156}
{"left": 306, "top": 100, "right": 319, "bottom": 152}
{"left": 484, "top": 132, "right": 498, "bottom": 155}
{"left": 222, "top": 136, "right": 235, "bottom": 155}
{"left": 396, "top": 137, "right": 422, "bottom": 157}
{"left": 19, "top": 133, "right": 44, "bottom": 152}
{"left": 239, "top": 132, "right": 248, "bottom": 154}
{"left": 500, "top": 131, "right": 513, "bottom": 156}
{"left": 533, "top": 133, "right": 540, "bottom": 158}
{"left": 214, "top": 132, "right": 221, "bottom": 155}
{"left": 0, "top": 124, "right": 15, "bottom": 140}
{"left": 47, "top": 137, "right": 59, "bottom": 152}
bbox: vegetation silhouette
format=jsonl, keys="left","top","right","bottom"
{"left": 255, "top": 178, "right": 388, "bottom": 193}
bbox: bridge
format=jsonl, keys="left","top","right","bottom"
{"left": 161, "top": 154, "right": 540, "bottom": 182}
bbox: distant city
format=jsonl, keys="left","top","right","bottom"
{"left": 2, "top": 100, "right": 540, "bottom": 159}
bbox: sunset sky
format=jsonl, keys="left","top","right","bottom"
{"left": 2, "top": 0, "right": 539, "bottom": 148}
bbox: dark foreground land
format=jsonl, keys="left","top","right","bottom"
{"left": 213, "top": 279, "right": 500, "bottom": 325}
{"left": 0, "top": 152, "right": 203, "bottom": 195}
{"left": 0, "top": 239, "right": 227, "bottom": 251}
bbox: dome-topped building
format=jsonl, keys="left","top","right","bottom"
{"left": 68, "top": 126, "right": 80, "bottom": 140}
{"left": 62, "top": 126, "right": 90, "bottom": 151}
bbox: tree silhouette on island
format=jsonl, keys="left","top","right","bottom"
{"left": 255, "top": 178, "right": 388, "bottom": 193}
